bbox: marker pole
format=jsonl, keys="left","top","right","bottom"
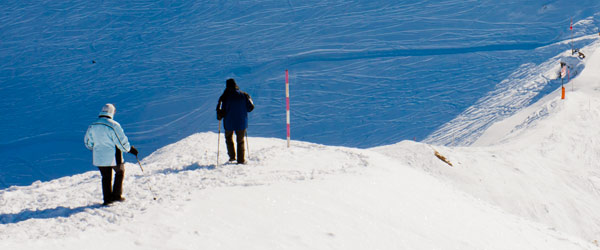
{"left": 570, "top": 18, "right": 573, "bottom": 53}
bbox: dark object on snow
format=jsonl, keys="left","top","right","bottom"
{"left": 434, "top": 150, "right": 453, "bottom": 167}
{"left": 129, "top": 145, "right": 138, "bottom": 156}
{"left": 572, "top": 49, "right": 586, "bottom": 59}
{"left": 216, "top": 78, "right": 254, "bottom": 164}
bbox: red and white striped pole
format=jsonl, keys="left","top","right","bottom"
{"left": 286, "top": 69, "right": 290, "bottom": 148}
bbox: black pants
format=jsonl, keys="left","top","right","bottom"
{"left": 98, "top": 147, "right": 125, "bottom": 204}
{"left": 225, "top": 129, "right": 245, "bottom": 163}
{"left": 98, "top": 165, "right": 124, "bottom": 204}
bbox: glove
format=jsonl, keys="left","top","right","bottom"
{"left": 129, "top": 146, "right": 138, "bottom": 156}
{"left": 217, "top": 109, "right": 225, "bottom": 120}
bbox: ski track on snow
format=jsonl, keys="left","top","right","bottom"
{"left": 425, "top": 35, "right": 600, "bottom": 146}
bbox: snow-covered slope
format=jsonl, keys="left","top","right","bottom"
{"left": 424, "top": 32, "right": 600, "bottom": 146}
{"left": 375, "top": 43, "right": 600, "bottom": 243}
{"left": 2, "top": 1, "right": 600, "bottom": 188}
{"left": 4, "top": 1, "right": 600, "bottom": 248}
{"left": 2, "top": 45, "right": 600, "bottom": 249}
{"left": 0, "top": 133, "right": 594, "bottom": 250}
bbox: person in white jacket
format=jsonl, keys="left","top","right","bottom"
{"left": 85, "top": 103, "right": 138, "bottom": 205}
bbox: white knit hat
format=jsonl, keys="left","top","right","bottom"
{"left": 99, "top": 103, "right": 116, "bottom": 118}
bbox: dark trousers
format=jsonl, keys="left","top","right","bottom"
{"left": 98, "top": 165, "right": 124, "bottom": 204}
{"left": 225, "top": 129, "right": 245, "bottom": 163}
{"left": 98, "top": 147, "right": 125, "bottom": 204}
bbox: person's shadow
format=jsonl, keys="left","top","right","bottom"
{"left": 0, "top": 204, "right": 101, "bottom": 224}
{"left": 0, "top": 163, "right": 215, "bottom": 225}
{"left": 153, "top": 163, "right": 215, "bottom": 175}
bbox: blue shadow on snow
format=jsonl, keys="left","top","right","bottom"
{"left": 153, "top": 163, "right": 216, "bottom": 175}
{"left": 0, "top": 204, "right": 101, "bottom": 225}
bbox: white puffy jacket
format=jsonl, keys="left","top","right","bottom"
{"left": 84, "top": 117, "right": 131, "bottom": 166}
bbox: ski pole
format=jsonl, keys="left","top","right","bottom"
{"left": 245, "top": 129, "right": 249, "bottom": 159}
{"left": 217, "top": 120, "right": 221, "bottom": 167}
{"left": 136, "top": 156, "right": 157, "bottom": 200}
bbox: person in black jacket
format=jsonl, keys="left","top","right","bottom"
{"left": 216, "top": 78, "right": 254, "bottom": 164}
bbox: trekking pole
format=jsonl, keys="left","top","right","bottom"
{"left": 135, "top": 156, "right": 157, "bottom": 200}
{"left": 217, "top": 120, "right": 221, "bottom": 167}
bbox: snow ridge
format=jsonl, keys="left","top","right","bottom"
{"left": 1, "top": 131, "right": 596, "bottom": 249}
{"left": 0, "top": 134, "right": 369, "bottom": 241}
